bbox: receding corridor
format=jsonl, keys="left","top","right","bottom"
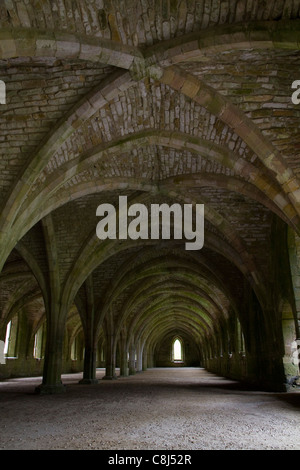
{"left": 1, "top": 2, "right": 300, "bottom": 453}
{"left": 0, "top": 368, "right": 299, "bottom": 451}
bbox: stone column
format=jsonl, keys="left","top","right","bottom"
{"left": 136, "top": 341, "right": 143, "bottom": 372}
{"left": 79, "top": 280, "right": 99, "bottom": 384}
{"left": 142, "top": 347, "right": 147, "bottom": 371}
{"left": 128, "top": 343, "right": 136, "bottom": 375}
{"left": 36, "top": 216, "right": 66, "bottom": 394}
{"left": 35, "top": 316, "right": 66, "bottom": 394}
{"left": 103, "top": 332, "right": 117, "bottom": 379}
{"left": 80, "top": 345, "right": 98, "bottom": 384}
{"left": 147, "top": 346, "right": 154, "bottom": 368}
{"left": 119, "top": 334, "right": 129, "bottom": 377}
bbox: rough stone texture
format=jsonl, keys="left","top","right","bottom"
{"left": 0, "top": 368, "right": 299, "bottom": 450}
{"left": 0, "top": 0, "right": 300, "bottom": 405}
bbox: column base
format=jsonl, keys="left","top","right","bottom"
{"left": 79, "top": 378, "right": 99, "bottom": 385}
{"left": 102, "top": 375, "right": 117, "bottom": 380}
{"left": 35, "top": 383, "right": 66, "bottom": 395}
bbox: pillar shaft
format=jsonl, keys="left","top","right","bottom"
{"left": 80, "top": 345, "right": 98, "bottom": 384}
{"left": 103, "top": 333, "right": 117, "bottom": 380}
{"left": 79, "top": 281, "right": 99, "bottom": 385}
{"left": 129, "top": 344, "right": 136, "bottom": 375}
{"left": 119, "top": 338, "right": 129, "bottom": 377}
{"left": 35, "top": 318, "right": 65, "bottom": 394}
{"left": 136, "top": 342, "right": 143, "bottom": 372}
{"left": 142, "top": 348, "right": 147, "bottom": 371}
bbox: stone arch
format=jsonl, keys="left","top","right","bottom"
{"left": 172, "top": 336, "right": 184, "bottom": 362}
{"left": 1, "top": 3, "right": 300, "bottom": 395}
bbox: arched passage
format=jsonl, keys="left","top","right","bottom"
{"left": 0, "top": 2, "right": 299, "bottom": 397}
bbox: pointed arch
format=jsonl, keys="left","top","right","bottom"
{"left": 172, "top": 336, "right": 184, "bottom": 363}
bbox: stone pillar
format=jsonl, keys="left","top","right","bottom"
{"left": 79, "top": 279, "right": 99, "bottom": 385}
{"left": 103, "top": 332, "right": 117, "bottom": 379}
{"left": 119, "top": 335, "right": 129, "bottom": 377}
{"left": 142, "top": 347, "right": 147, "bottom": 371}
{"left": 80, "top": 345, "right": 98, "bottom": 384}
{"left": 36, "top": 216, "right": 66, "bottom": 394}
{"left": 35, "top": 317, "right": 66, "bottom": 394}
{"left": 103, "top": 310, "right": 117, "bottom": 380}
{"left": 147, "top": 347, "right": 154, "bottom": 368}
{"left": 128, "top": 343, "right": 136, "bottom": 375}
{"left": 136, "top": 341, "right": 143, "bottom": 372}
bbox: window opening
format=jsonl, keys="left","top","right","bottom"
{"left": 172, "top": 338, "right": 183, "bottom": 363}
{"left": 4, "top": 321, "right": 11, "bottom": 355}
{"left": 4, "top": 317, "right": 18, "bottom": 358}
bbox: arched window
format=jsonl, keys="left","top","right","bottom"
{"left": 4, "top": 317, "right": 18, "bottom": 358}
{"left": 172, "top": 338, "right": 183, "bottom": 362}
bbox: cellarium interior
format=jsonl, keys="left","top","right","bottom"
{"left": 0, "top": 0, "right": 300, "bottom": 450}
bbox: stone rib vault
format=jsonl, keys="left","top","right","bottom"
{"left": 0, "top": 0, "right": 299, "bottom": 393}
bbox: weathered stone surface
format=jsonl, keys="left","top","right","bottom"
{"left": 0, "top": 1, "right": 299, "bottom": 397}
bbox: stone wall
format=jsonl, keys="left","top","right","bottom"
{"left": 155, "top": 333, "right": 200, "bottom": 367}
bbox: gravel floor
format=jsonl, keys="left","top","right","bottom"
{"left": 0, "top": 367, "right": 299, "bottom": 451}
